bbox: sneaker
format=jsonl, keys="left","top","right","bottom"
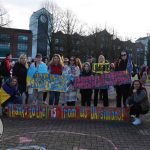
{"left": 132, "top": 118, "right": 141, "bottom": 125}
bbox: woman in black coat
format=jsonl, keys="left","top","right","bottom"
{"left": 12, "top": 54, "right": 28, "bottom": 104}
{"left": 126, "top": 80, "right": 149, "bottom": 125}
{"left": 115, "top": 51, "right": 136, "bottom": 108}
{"left": 80, "top": 62, "right": 93, "bottom": 106}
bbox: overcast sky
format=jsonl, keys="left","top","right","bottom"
{"left": 1, "top": 0, "right": 150, "bottom": 41}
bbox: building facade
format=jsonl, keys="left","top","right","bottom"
{"left": 0, "top": 27, "right": 32, "bottom": 58}
{"left": 29, "top": 8, "right": 53, "bottom": 58}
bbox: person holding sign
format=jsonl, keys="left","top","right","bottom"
{"left": 80, "top": 62, "right": 93, "bottom": 106}
{"left": 94, "top": 55, "right": 109, "bottom": 107}
{"left": 65, "top": 56, "right": 80, "bottom": 106}
{"left": 27, "top": 53, "right": 48, "bottom": 105}
{"left": 115, "top": 51, "right": 136, "bottom": 107}
{"left": 126, "top": 80, "right": 149, "bottom": 125}
{"left": 48, "top": 54, "right": 64, "bottom": 106}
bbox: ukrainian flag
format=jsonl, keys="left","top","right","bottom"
{"left": 0, "top": 87, "right": 11, "bottom": 105}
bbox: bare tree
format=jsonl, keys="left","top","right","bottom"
{"left": 61, "top": 9, "right": 79, "bottom": 35}
{"left": 0, "top": 5, "right": 11, "bottom": 27}
{"left": 40, "top": 0, "right": 65, "bottom": 56}
{"left": 61, "top": 9, "right": 80, "bottom": 56}
{"left": 41, "top": 0, "right": 64, "bottom": 33}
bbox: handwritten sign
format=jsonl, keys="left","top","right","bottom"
{"left": 29, "top": 74, "right": 72, "bottom": 92}
{"left": 92, "top": 63, "right": 110, "bottom": 74}
{"left": 28, "top": 71, "right": 131, "bottom": 91}
{"left": 7, "top": 105, "right": 129, "bottom": 121}
{"left": 74, "top": 71, "right": 131, "bottom": 89}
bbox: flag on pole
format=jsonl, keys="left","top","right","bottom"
{"left": 127, "top": 54, "right": 133, "bottom": 74}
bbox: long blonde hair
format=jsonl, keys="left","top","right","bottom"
{"left": 76, "top": 57, "right": 82, "bottom": 70}
{"left": 49, "top": 54, "right": 64, "bottom": 67}
{"left": 18, "top": 54, "right": 28, "bottom": 68}
{"left": 98, "top": 55, "right": 105, "bottom": 63}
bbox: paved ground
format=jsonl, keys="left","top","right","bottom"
{"left": 0, "top": 84, "right": 150, "bottom": 150}
{"left": 0, "top": 114, "right": 150, "bottom": 150}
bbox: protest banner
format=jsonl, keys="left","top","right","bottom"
{"left": 30, "top": 74, "right": 72, "bottom": 92}
{"left": 74, "top": 71, "right": 131, "bottom": 89}
{"left": 92, "top": 63, "right": 110, "bottom": 74}
{"left": 28, "top": 71, "right": 131, "bottom": 91}
{"left": 7, "top": 104, "right": 129, "bottom": 121}
{"left": 27, "top": 63, "right": 48, "bottom": 87}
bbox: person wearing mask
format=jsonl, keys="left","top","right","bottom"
{"left": 126, "top": 80, "right": 149, "bottom": 125}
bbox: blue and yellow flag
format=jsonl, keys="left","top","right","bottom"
{"left": 0, "top": 87, "right": 11, "bottom": 105}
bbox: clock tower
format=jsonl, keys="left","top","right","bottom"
{"left": 29, "top": 8, "right": 52, "bottom": 58}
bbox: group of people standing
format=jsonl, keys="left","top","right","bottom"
{"left": 0, "top": 51, "right": 149, "bottom": 125}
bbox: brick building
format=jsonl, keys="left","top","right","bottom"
{"left": 0, "top": 27, "right": 32, "bottom": 58}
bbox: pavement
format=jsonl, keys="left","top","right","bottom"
{"left": 0, "top": 84, "right": 150, "bottom": 150}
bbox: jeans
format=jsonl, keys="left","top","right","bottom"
{"left": 49, "top": 91, "right": 60, "bottom": 105}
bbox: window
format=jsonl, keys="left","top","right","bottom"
{"left": 0, "top": 43, "right": 10, "bottom": 49}
{"left": 0, "top": 43, "right": 10, "bottom": 57}
{"left": 17, "top": 43, "right": 27, "bottom": 52}
{"left": 100, "top": 44, "right": 103, "bottom": 48}
{"left": 0, "top": 34, "right": 10, "bottom": 42}
{"left": 76, "top": 41, "right": 80, "bottom": 45}
{"left": 55, "top": 39, "right": 59, "bottom": 44}
{"left": 18, "top": 35, "right": 28, "bottom": 42}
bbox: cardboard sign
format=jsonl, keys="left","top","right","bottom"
{"left": 92, "top": 63, "right": 110, "bottom": 74}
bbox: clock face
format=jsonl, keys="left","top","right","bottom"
{"left": 0, "top": 119, "right": 3, "bottom": 138}
{"left": 40, "top": 15, "right": 47, "bottom": 23}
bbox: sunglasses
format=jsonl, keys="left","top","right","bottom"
{"left": 70, "top": 59, "right": 75, "bottom": 61}
{"left": 121, "top": 54, "right": 127, "bottom": 56}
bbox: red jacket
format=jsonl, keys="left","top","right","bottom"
{"left": 5, "top": 57, "right": 11, "bottom": 73}
{"left": 49, "top": 64, "right": 62, "bottom": 75}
